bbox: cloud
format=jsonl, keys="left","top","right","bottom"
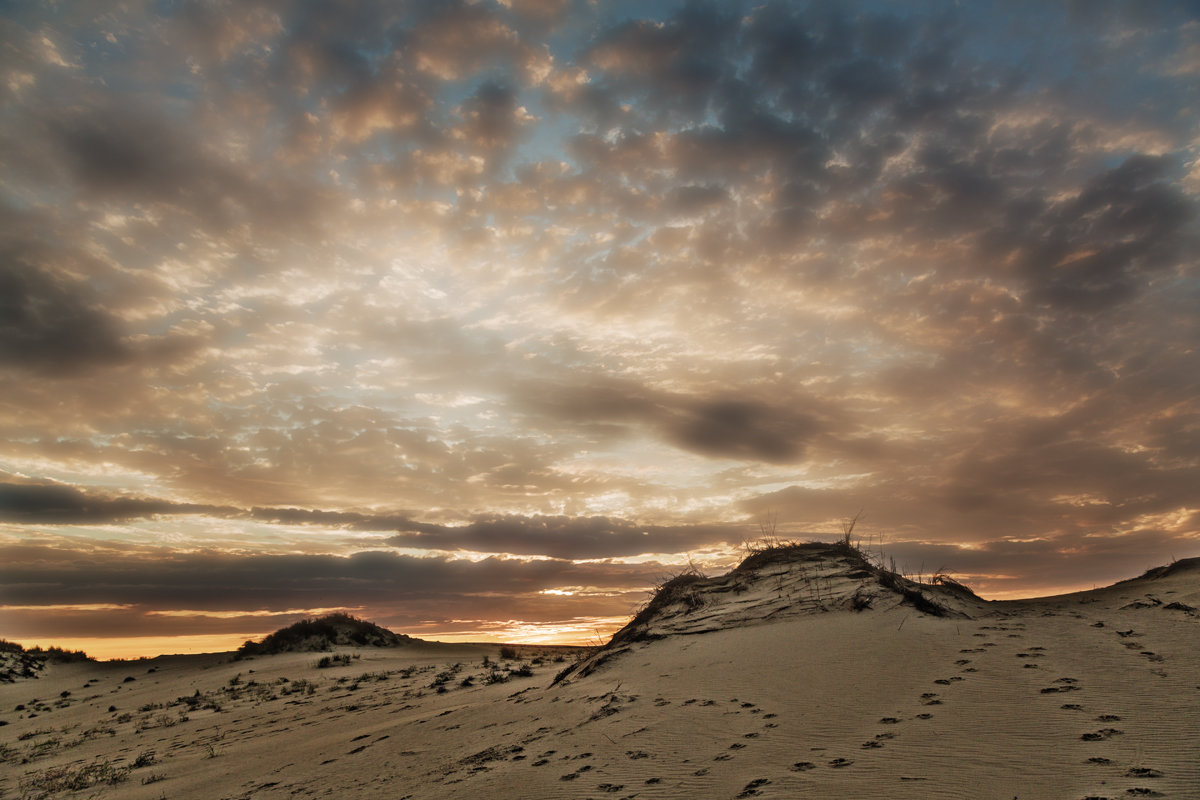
{"left": 663, "top": 399, "right": 820, "bottom": 464}
{"left": 0, "top": 254, "right": 130, "bottom": 374}
{"left": 386, "top": 514, "right": 739, "bottom": 560}
{"left": 510, "top": 376, "right": 835, "bottom": 465}
{"left": 0, "top": 481, "right": 230, "bottom": 524}
{"left": 0, "top": 543, "right": 665, "bottom": 641}
{"left": 0, "top": 0, "right": 1197, "bottom": 649}
{"left": 1013, "top": 155, "right": 1195, "bottom": 311}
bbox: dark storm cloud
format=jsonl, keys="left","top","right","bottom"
{"left": 1008, "top": 155, "right": 1196, "bottom": 311}
{"left": 253, "top": 507, "right": 738, "bottom": 560}
{"left": 0, "top": 545, "right": 647, "bottom": 609}
{"left": 386, "top": 514, "right": 738, "bottom": 559}
{"left": 664, "top": 399, "right": 821, "bottom": 464}
{"left": 0, "top": 479, "right": 737, "bottom": 560}
{"left": 47, "top": 102, "right": 324, "bottom": 236}
{"left": 458, "top": 81, "right": 526, "bottom": 152}
{"left": 510, "top": 377, "right": 835, "bottom": 464}
{"left": 0, "top": 482, "right": 230, "bottom": 524}
{"left": 0, "top": 253, "right": 129, "bottom": 373}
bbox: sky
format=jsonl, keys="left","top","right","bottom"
{"left": 2, "top": 0, "right": 1199, "bottom": 659}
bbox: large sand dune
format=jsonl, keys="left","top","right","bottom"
{"left": 3, "top": 545, "right": 1198, "bottom": 799}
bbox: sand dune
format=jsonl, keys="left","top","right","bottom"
{"left": 3, "top": 545, "right": 1198, "bottom": 799}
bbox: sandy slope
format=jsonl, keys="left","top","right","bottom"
{"left": 2, "top": 551, "right": 1197, "bottom": 800}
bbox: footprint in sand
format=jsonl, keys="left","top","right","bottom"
{"left": 789, "top": 762, "right": 816, "bottom": 772}
{"left": 862, "top": 732, "right": 896, "bottom": 749}
{"left": 828, "top": 757, "right": 853, "bottom": 768}
{"left": 737, "top": 778, "right": 770, "bottom": 797}
{"left": 1080, "top": 728, "right": 1123, "bottom": 741}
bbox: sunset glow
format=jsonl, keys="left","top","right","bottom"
{"left": 2, "top": 1, "right": 1198, "bottom": 659}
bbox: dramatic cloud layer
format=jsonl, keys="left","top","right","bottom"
{"left": 1, "top": 1, "right": 1198, "bottom": 654}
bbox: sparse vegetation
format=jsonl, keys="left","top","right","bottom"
{"left": 18, "top": 759, "right": 130, "bottom": 798}
{"left": 316, "top": 653, "right": 354, "bottom": 669}
{"left": 555, "top": 516, "right": 975, "bottom": 684}
{"left": 238, "top": 613, "right": 420, "bottom": 656}
{"left": 1, "top": 640, "right": 92, "bottom": 683}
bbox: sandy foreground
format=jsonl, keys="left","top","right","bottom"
{"left": 2, "top": 549, "right": 1198, "bottom": 800}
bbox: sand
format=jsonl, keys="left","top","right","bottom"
{"left": 2, "top": 548, "right": 1197, "bottom": 800}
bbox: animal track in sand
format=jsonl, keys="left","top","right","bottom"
{"left": 828, "top": 757, "right": 853, "bottom": 768}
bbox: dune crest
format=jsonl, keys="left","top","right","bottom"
{"left": 235, "top": 613, "right": 427, "bottom": 656}
{"left": 2, "top": 553, "right": 1198, "bottom": 799}
{"left": 557, "top": 541, "right": 989, "bottom": 682}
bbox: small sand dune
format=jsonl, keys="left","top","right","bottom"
{"left": 2, "top": 547, "right": 1197, "bottom": 799}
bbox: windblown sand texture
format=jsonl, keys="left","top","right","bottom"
{"left": 3, "top": 546, "right": 1198, "bottom": 799}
